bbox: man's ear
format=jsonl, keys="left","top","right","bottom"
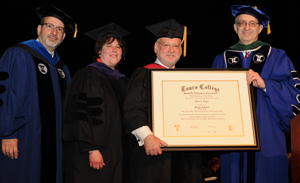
{"left": 154, "top": 42, "right": 159, "bottom": 54}
{"left": 233, "top": 23, "right": 238, "bottom": 34}
{"left": 61, "top": 32, "right": 66, "bottom": 42}
{"left": 258, "top": 24, "right": 263, "bottom": 34}
{"left": 37, "top": 25, "right": 42, "bottom": 36}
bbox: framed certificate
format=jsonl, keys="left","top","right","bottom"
{"left": 148, "top": 69, "right": 260, "bottom": 151}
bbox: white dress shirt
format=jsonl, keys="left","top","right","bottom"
{"left": 131, "top": 58, "right": 172, "bottom": 146}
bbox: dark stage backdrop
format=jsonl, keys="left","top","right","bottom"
{"left": 1, "top": 0, "right": 300, "bottom": 77}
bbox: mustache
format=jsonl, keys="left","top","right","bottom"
{"left": 48, "top": 34, "right": 58, "bottom": 40}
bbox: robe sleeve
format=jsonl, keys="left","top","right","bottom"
{"left": 123, "top": 68, "right": 149, "bottom": 134}
{"left": 211, "top": 49, "right": 300, "bottom": 134}
{"left": 261, "top": 49, "right": 300, "bottom": 134}
{"left": 211, "top": 53, "right": 226, "bottom": 68}
{"left": 61, "top": 67, "right": 109, "bottom": 146}
{"left": 0, "top": 48, "right": 30, "bottom": 138}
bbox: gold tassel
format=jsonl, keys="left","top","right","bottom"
{"left": 267, "top": 21, "right": 271, "bottom": 34}
{"left": 73, "top": 23, "right": 78, "bottom": 38}
{"left": 181, "top": 26, "right": 187, "bottom": 57}
{"left": 254, "top": 6, "right": 271, "bottom": 35}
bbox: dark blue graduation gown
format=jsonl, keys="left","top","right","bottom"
{"left": 212, "top": 45, "right": 300, "bottom": 183}
{"left": 0, "top": 40, "right": 71, "bottom": 183}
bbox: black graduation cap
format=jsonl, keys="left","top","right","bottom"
{"left": 145, "top": 19, "right": 190, "bottom": 57}
{"left": 84, "top": 23, "right": 130, "bottom": 41}
{"left": 36, "top": 4, "right": 78, "bottom": 38}
{"left": 145, "top": 19, "right": 190, "bottom": 40}
{"left": 231, "top": 5, "right": 271, "bottom": 34}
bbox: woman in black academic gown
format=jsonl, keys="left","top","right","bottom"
{"left": 61, "top": 23, "right": 129, "bottom": 183}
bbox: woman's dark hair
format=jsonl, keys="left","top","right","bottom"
{"left": 92, "top": 33, "right": 128, "bottom": 66}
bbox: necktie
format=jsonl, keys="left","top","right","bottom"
{"left": 245, "top": 51, "right": 250, "bottom": 59}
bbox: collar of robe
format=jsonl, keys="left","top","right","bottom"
{"left": 88, "top": 58, "right": 126, "bottom": 80}
{"left": 20, "top": 39, "right": 60, "bottom": 65}
{"left": 229, "top": 40, "right": 269, "bottom": 51}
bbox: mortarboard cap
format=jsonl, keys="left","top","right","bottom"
{"left": 145, "top": 19, "right": 191, "bottom": 40}
{"left": 145, "top": 19, "right": 191, "bottom": 57}
{"left": 231, "top": 5, "right": 271, "bottom": 34}
{"left": 84, "top": 23, "right": 130, "bottom": 41}
{"left": 36, "top": 4, "right": 78, "bottom": 38}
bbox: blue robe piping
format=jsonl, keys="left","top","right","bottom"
{"left": 0, "top": 39, "right": 71, "bottom": 183}
{"left": 212, "top": 44, "right": 300, "bottom": 183}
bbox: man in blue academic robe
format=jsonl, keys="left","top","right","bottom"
{"left": 212, "top": 5, "right": 300, "bottom": 183}
{"left": 0, "top": 5, "right": 77, "bottom": 183}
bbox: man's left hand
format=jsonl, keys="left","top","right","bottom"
{"left": 1, "top": 138, "right": 19, "bottom": 159}
{"left": 144, "top": 134, "right": 168, "bottom": 156}
{"left": 247, "top": 69, "right": 266, "bottom": 89}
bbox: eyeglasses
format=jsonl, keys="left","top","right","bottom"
{"left": 41, "top": 23, "right": 65, "bottom": 34}
{"left": 158, "top": 42, "right": 180, "bottom": 49}
{"left": 236, "top": 21, "right": 259, "bottom": 27}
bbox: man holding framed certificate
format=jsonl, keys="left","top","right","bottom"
{"left": 212, "top": 5, "right": 300, "bottom": 183}
{"left": 123, "top": 19, "right": 203, "bottom": 183}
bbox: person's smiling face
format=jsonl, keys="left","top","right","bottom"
{"left": 234, "top": 14, "right": 263, "bottom": 45}
{"left": 37, "top": 16, "right": 66, "bottom": 52}
{"left": 99, "top": 39, "right": 122, "bottom": 70}
{"left": 154, "top": 37, "right": 182, "bottom": 68}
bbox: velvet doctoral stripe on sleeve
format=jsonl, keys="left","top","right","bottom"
{"left": 62, "top": 66, "right": 110, "bottom": 146}
{"left": 0, "top": 48, "right": 29, "bottom": 138}
{"left": 260, "top": 48, "right": 300, "bottom": 134}
{"left": 0, "top": 45, "right": 70, "bottom": 183}
{"left": 212, "top": 46, "right": 300, "bottom": 183}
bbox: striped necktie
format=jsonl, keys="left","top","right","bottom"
{"left": 244, "top": 51, "right": 250, "bottom": 59}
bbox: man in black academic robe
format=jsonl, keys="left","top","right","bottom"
{"left": 123, "top": 19, "right": 204, "bottom": 183}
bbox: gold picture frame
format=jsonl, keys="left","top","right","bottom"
{"left": 148, "top": 69, "right": 260, "bottom": 151}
